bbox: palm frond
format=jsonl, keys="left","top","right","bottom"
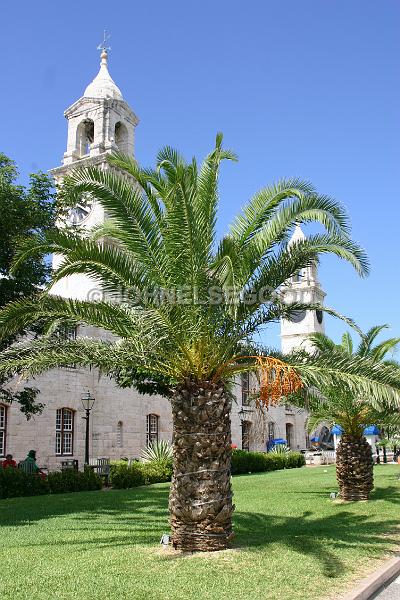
{"left": 286, "top": 348, "right": 400, "bottom": 409}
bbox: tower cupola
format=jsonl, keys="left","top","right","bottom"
{"left": 84, "top": 49, "right": 123, "bottom": 100}
{"left": 53, "top": 46, "right": 138, "bottom": 168}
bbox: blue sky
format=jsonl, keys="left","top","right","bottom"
{"left": 1, "top": 0, "right": 399, "bottom": 351}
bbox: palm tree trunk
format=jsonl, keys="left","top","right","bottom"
{"left": 169, "top": 379, "right": 234, "bottom": 551}
{"left": 336, "top": 434, "right": 373, "bottom": 500}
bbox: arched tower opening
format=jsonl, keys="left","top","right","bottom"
{"left": 114, "top": 121, "right": 129, "bottom": 153}
{"left": 76, "top": 119, "right": 95, "bottom": 157}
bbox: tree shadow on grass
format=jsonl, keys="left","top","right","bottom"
{"left": 0, "top": 485, "right": 170, "bottom": 530}
{"left": 1, "top": 482, "right": 399, "bottom": 579}
{"left": 233, "top": 509, "right": 399, "bottom": 578}
{"left": 371, "top": 486, "right": 399, "bottom": 505}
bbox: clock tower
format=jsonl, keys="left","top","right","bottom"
{"left": 49, "top": 47, "right": 139, "bottom": 300}
{"left": 280, "top": 225, "right": 326, "bottom": 353}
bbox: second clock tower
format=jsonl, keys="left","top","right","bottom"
{"left": 49, "top": 46, "right": 139, "bottom": 300}
{"left": 280, "top": 225, "right": 326, "bottom": 353}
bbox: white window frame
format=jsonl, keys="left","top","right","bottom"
{"left": 146, "top": 414, "right": 159, "bottom": 446}
{"left": 117, "top": 421, "right": 123, "bottom": 448}
{"left": 241, "top": 372, "right": 250, "bottom": 406}
{"left": 0, "top": 405, "right": 6, "bottom": 457}
{"left": 56, "top": 408, "right": 74, "bottom": 456}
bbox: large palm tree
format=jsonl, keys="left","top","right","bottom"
{"left": 1, "top": 137, "right": 400, "bottom": 549}
{"left": 293, "top": 327, "right": 400, "bottom": 501}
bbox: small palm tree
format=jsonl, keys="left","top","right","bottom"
{"left": 1, "top": 137, "right": 400, "bottom": 549}
{"left": 140, "top": 440, "right": 173, "bottom": 463}
{"left": 294, "top": 327, "right": 400, "bottom": 501}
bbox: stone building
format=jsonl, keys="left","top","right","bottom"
{"left": 0, "top": 49, "right": 325, "bottom": 469}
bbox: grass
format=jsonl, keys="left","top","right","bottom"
{"left": 0, "top": 465, "right": 399, "bottom": 600}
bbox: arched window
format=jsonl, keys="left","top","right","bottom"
{"left": 293, "top": 270, "right": 303, "bottom": 283}
{"left": 319, "top": 425, "right": 334, "bottom": 450}
{"left": 117, "top": 421, "right": 123, "bottom": 448}
{"left": 285, "top": 423, "right": 294, "bottom": 448}
{"left": 56, "top": 408, "right": 74, "bottom": 455}
{"left": 0, "top": 405, "right": 7, "bottom": 457}
{"left": 76, "top": 119, "right": 94, "bottom": 156}
{"left": 267, "top": 421, "right": 275, "bottom": 442}
{"left": 146, "top": 414, "right": 159, "bottom": 446}
{"left": 114, "top": 121, "right": 129, "bottom": 153}
{"left": 241, "top": 372, "right": 250, "bottom": 406}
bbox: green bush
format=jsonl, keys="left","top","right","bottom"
{"left": 0, "top": 467, "right": 102, "bottom": 499}
{"left": 0, "top": 467, "right": 49, "bottom": 499}
{"left": 110, "top": 459, "right": 173, "bottom": 489}
{"left": 285, "top": 452, "right": 306, "bottom": 469}
{"left": 47, "top": 468, "right": 102, "bottom": 494}
{"left": 110, "top": 462, "right": 145, "bottom": 489}
{"left": 140, "top": 460, "right": 173, "bottom": 484}
{"left": 109, "top": 450, "right": 305, "bottom": 490}
{"left": 231, "top": 449, "right": 305, "bottom": 474}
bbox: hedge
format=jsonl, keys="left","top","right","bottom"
{"left": 231, "top": 449, "right": 305, "bottom": 474}
{"left": 0, "top": 451, "right": 305, "bottom": 498}
{"left": 47, "top": 468, "right": 103, "bottom": 494}
{"left": 0, "top": 467, "right": 49, "bottom": 499}
{"left": 0, "top": 467, "right": 102, "bottom": 499}
{"left": 110, "top": 460, "right": 173, "bottom": 489}
{"left": 110, "top": 451, "right": 305, "bottom": 489}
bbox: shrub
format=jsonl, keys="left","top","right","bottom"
{"left": 0, "top": 467, "right": 49, "bottom": 499}
{"left": 110, "top": 460, "right": 173, "bottom": 489}
{"left": 0, "top": 467, "right": 102, "bottom": 499}
{"left": 140, "top": 441, "right": 173, "bottom": 463}
{"left": 140, "top": 460, "right": 173, "bottom": 484}
{"left": 231, "top": 449, "right": 305, "bottom": 474}
{"left": 110, "top": 462, "right": 145, "bottom": 489}
{"left": 285, "top": 452, "right": 306, "bottom": 468}
{"left": 47, "top": 468, "right": 102, "bottom": 494}
{"left": 270, "top": 444, "right": 290, "bottom": 454}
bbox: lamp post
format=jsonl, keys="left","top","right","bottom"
{"left": 81, "top": 390, "right": 95, "bottom": 465}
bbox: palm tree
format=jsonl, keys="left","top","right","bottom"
{"left": 294, "top": 327, "right": 400, "bottom": 501}
{"left": 1, "top": 136, "right": 400, "bottom": 549}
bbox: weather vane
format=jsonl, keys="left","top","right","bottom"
{"left": 97, "top": 30, "right": 111, "bottom": 52}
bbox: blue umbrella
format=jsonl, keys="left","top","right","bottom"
{"left": 331, "top": 425, "right": 343, "bottom": 435}
{"left": 363, "top": 425, "right": 380, "bottom": 435}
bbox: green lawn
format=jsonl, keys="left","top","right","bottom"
{"left": 0, "top": 465, "right": 399, "bottom": 600}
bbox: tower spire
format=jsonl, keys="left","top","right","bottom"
{"left": 97, "top": 30, "right": 111, "bottom": 68}
{"left": 83, "top": 31, "right": 123, "bottom": 100}
{"left": 288, "top": 223, "right": 306, "bottom": 247}
{"left": 97, "top": 29, "right": 111, "bottom": 53}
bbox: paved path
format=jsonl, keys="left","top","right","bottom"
{"left": 372, "top": 574, "right": 400, "bottom": 599}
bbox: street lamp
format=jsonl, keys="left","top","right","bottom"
{"left": 238, "top": 406, "right": 253, "bottom": 422}
{"left": 81, "top": 390, "right": 95, "bottom": 465}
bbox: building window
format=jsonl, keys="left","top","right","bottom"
{"left": 0, "top": 405, "right": 7, "bottom": 457}
{"left": 267, "top": 421, "right": 275, "bottom": 442}
{"left": 241, "top": 421, "right": 251, "bottom": 452}
{"left": 56, "top": 408, "right": 74, "bottom": 455}
{"left": 117, "top": 421, "right": 123, "bottom": 448}
{"left": 285, "top": 423, "right": 294, "bottom": 448}
{"left": 146, "top": 414, "right": 159, "bottom": 445}
{"left": 293, "top": 270, "right": 302, "bottom": 283}
{"left": 241, "top": 373, "right": 250, "bottom": 406}
{"left": 57, "top": 324, "right": 78, "bottom": 340}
